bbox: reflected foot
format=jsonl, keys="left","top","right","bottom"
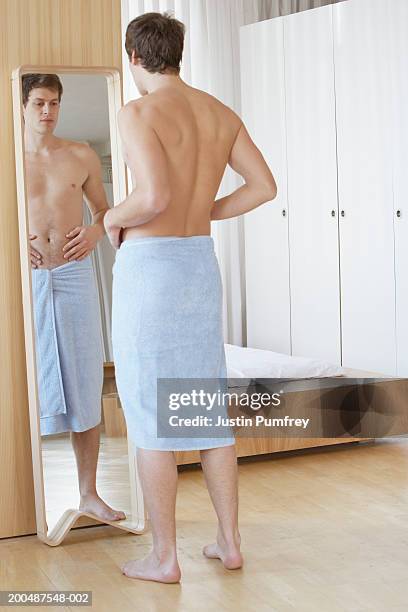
{"left": 79, "top": 493, "right": 126, "bottom": 522}
{"left": 203, "top": 531, "right": 243, "bottom": 570}
{"left": 121, "top": 551, "right": 181, "bottom": 584}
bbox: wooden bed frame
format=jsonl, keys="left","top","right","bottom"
{"left": 103, "top": 364, "right": 402, "bottom": 466}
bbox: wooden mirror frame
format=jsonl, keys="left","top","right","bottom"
{"left": 11, "top": 65, "right": 146, "bottom": 546}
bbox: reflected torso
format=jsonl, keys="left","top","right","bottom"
{"left": 121, "top": 84, "right": 241, "bottom": 242}
{"left": 26, "top": 140, "right": 88, "bottom": 269}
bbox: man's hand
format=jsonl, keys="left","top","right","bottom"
{"left": 29, "top": 234, "right": 43, "bottom": 269}
{"left": 62, "top": 225, "right": 101, "bottom": 261}
{"left": 103, "top": 208, "right": 123, "bottom": 250}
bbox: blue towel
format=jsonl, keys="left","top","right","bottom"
{"left": 31, "top": 256, "right": 104, "bottom": 435}
{"left": 112, "top": 235, "right": 235, "bottom": 451}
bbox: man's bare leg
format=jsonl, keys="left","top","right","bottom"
{"left": 71, "top": 424, "right": 126, "bottom": 521}
{"left": 121, "top": 449, "right": 181, "bottom": 583}
{"left": 200, "top": 444, "right": 243, "bottom": 569}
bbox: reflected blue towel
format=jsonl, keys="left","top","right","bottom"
{"left": 112, "top": 235, "right": 236, "bottom": 451}
{"left": 31, "top": 256, "right": 104, "bottom": 435}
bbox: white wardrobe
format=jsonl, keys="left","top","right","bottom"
{"left": 241, "top": 0, "right": 407, "bottom": 376}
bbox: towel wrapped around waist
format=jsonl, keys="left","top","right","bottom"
{"left": 112, "top": 235, "right": 235, "bottom": 451}
{"left": 31, "top": 256, "right": 104, "bottom": 435}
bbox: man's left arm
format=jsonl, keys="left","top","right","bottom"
{"left": 63, "top": 145, "right": 110, "bottom": 261}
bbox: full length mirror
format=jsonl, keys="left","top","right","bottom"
{"left": 12, "top": 67, "right": 145, "bottom": 544}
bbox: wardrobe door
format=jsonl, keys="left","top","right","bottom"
{"left": 390, "top": 0, "right": 408, "bottom": 376}
{"left": 240, "top": 19, "right": 291, "bottom": 353}
{"left": 333, "top": 0, "right": 396, "bottom": 374}
{"left": 284, "top": 4, "right": 341, "bottom": 363}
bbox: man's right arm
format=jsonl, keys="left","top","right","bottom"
{"left": 211, "top": 122, "right": 277, "bottom": 221}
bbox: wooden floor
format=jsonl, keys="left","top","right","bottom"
{"left": 2, "top": 437, "right": 408, "bottom": 611}
{"left": 42, "top": 433, "right": 132, "bottom": 532}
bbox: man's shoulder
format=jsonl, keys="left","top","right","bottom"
{"left": 119, "top": 98, "right": 145, "bottom": 118}
{"left": 58, "top": 138, "right": 90, "bottom": 152}
{"left": 61, "top": 140, "right": 99, "bottom": 167}
{"left": 118, "top": 97, "right": 170, "bottom": 135}
{"left": 192, "top": 87, "right": 242, "bottom": 127}
{"left": 118, "top": 99, "right": 150, "bottom": 131}
{"left": 71, "top": 140, "right": 93, "bottom": 155}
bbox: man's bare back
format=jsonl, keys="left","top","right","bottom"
{"left": 121, "top": 84, "right": 242, "bottom": 242}
{"left": 105, "top": 78, "right": 277, "bottom": 248}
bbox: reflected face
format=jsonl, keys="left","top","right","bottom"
{"left": 23, "top": 87, "right": 61, "bottom": 133}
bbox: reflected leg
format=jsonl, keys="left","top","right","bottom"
{"left": 121, "top": 448, "right": 181, "bottom": 583}
{"left": 200, "top": 445, "right": 243, "bottom": 569}
{"left": 71, "top": 423, "right": 126, "bottom": 521}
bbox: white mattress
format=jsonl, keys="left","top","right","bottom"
{"left": 224, "top": 344, "right": 393, "bottom": 397}
{"left": 225, "top": 343, "right": 344, "bottom": 380}
{"left": 225, "top": 344, "right": 387, "bottom": 382}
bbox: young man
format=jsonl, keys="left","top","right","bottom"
{"left": 104, "top": 12, "right": 277, "bottom": 583}
{"left": 24, "top": 73, "right": 125, "bottom": 523}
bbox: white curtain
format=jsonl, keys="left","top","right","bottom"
{"left": 120, "top": 0, "right": 341, "bottom": 346}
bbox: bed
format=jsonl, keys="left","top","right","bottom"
{"left": 175, "top": 344, "right": 405, "bottom": 465}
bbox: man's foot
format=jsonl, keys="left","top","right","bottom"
{"left": 79, "top": 493, "right": 126, "bottom": 522}
{"left": 203, "top": 530, "right": 243, "bottom": 570}
{"left": 121, "top": 551, "right": 181, "bottom": 583}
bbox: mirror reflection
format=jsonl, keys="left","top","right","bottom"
{"left": 22, "top": 71, "right": 131, "bottom": 534}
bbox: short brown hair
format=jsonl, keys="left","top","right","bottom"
{"left": 125, "top": 11, "right": 185, "bottom": 74}
{"left": 22, "top": 74, "right": 63, "bottom": 106}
